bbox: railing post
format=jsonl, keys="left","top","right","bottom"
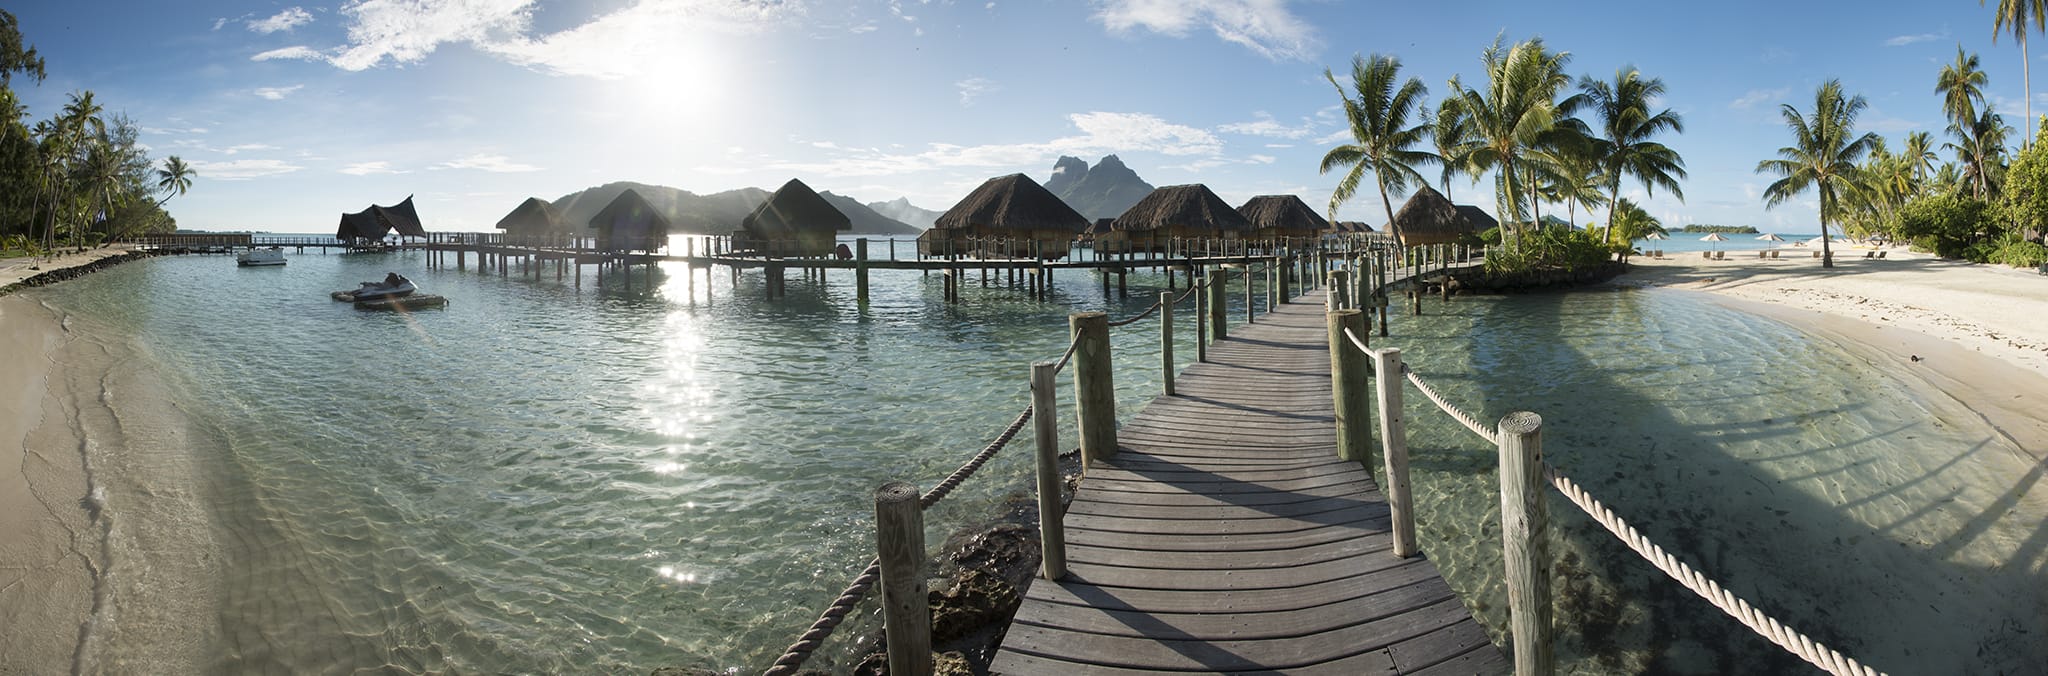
{"left": 1372, "top": 348, "right": 1415, "bottom": 558}
{"left": 1030, "top": 362, "right": 1067, "bottom": 580}
{"left": 1328, "top": 269, "right": 1351, "bottom": 310}
{"left": 1195, "top": 278, "right": 1209, "bottom": 363}
{"left": 1070, "top": 312, "right": 1117, "bottom": 465}
{"left": 856, "top": 238, "right": 870, "bottom": 307}
{"left": 1159, "top": 291, "right": 1176, "bottom": 396}
{"left": 1326, "top": 310, "right": 1374, "bottom": 472}
{"left": 1208, "top": 267, "right": 1227, "bottom": 341}
{"left": 874, "top": 481, "right": 931, "bottom": 676}
{"left": 1277, "top": 254, "right": 1290, "bottom": 303}
{"left": 1497, "top": 411, "right": 1553, "bottom": 676}
{"left": 1244, "top": 264, "right": 1255, "bottom": 324}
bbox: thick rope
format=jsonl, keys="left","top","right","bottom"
{"left": 1341, "top": 326, "right": 1372, "bottom": 356}
{"left": 1544, "top": 465, "right": 1887, "bottom": 676}
{"left": 1053, "top": 331, "right": 1083, "bottom": 373}
{"left": 1401, "top": 364, "right": 1498, "bottom": 445}
{"left": 1171, "top": 281, "right": 1202, "bottom": 304}
{"left": 763, "top": 404, "right": 1035, "bottom": 675}
{"left": 1106, "top": 300, "right": 1162, "bottom": 327}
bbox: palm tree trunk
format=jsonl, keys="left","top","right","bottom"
{"left": 1603, "top": 175, "right": 1623, "bottom": 242}
{"left": 2028, "top": 35, "right": 2035, "bottom": 150}
{"left": 1377, "top": 178, "right": 1398, "bottom": 238}
{"left": 1819, "top": 194, "right": 1834, "bottom": 269}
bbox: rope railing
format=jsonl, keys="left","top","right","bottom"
{"left": 763, "top": 404, "right": 1035, "bottom": 676}
{"left": 1108, "top": 277, "right": 1210, "bottom": 327}
{"left": 1400, "top": 364, "right": 1499, "bottom": 445}
{"left": 1053, "top": 331, "right": 1084, "bottom": 373}
{"left": 1543, "top": 465, "right": 1887, "bottom": 676}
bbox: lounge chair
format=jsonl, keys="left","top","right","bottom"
{"left": 1702, "top": 251, "right": 1713, "bottom": 259}
{"left": 1758, "top": 250, "right": 1768, "bottom": 259}
{"left": 1863, "top": 251, "right": 1875, "bottom": 259}
{"left": 1812, "top": 251, "right": 1822, "bottom": 258}
{"left": 1877, "top": 251, "right": 1887, "bottom": 259}
{"left": 1770, "top": 250, "right": 1781, "bottom": 259}
{"left": 1714, "top": 250, "right": 1726, "bottom": 260}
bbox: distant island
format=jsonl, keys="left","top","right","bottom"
{"left": 1679, "top": 224, "right": 1760, "bottom": 234}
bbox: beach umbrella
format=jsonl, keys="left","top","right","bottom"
{"left": 1806, "top": 235, "right": 1831, "bottom": 247}
{"left": 1701, "top": 232, "right": 1726, "bottom": 252}
{"left": 1756, "top": 233, "right": 1784, "bottom": 242}
{"left": 1644, "top": 232, "right": 1668, "bottom": 241}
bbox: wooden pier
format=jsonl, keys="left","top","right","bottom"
{"left": 991, "top": 291, "right": 1506, "bottom": 674}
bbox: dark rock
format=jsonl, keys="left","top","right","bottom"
{"left": 0, "top": 250, "right": 164, "bottom": 297}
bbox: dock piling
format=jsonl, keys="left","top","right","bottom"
{"left": 1498, "top": 411, "right": 1552, "bottom": 676}
{"left": 1030, "top": 362, "right": 1066, "bottom": 580}
{"left": 874, "top": 481, "right": 932, "bottom": 676}
{"left": 1070, "top": 312, "right": 1117, "bottom": 465}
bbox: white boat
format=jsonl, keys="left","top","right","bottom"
{"left": 237, "top": 246, "right": 287, "bottom": 267}
{"left": 331, "top": 273, "right": 418, "bottom": 301}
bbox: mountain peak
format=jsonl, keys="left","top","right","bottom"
{"left": 1044, "top": 154, "right": 1155, "bottom": 221}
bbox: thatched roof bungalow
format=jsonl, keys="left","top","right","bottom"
{"left": 336, "top": 195, "right": 426, "bottom": 243}
{"left": 929, "top": 174, "right": 1088, "bottom": 260}
{"left": 1456, "top": 205, "right": 1499, "bottom": 233}
{"left": 1237, "top": 194, "right": 1329, "bottom": 244}
{"left": 1328, "top": 221, "right": 1375, "bottom": 234}
{"left": 587, "top": 188, "right": 671, "bottom": 252}
{"left": 496, "top": 197, "right": 572, "bottom": 241}
{"left": 1390, "top": 186, "right": 1486, "bottom": 247}
{"left": 1098, "top": 184, "right": 1251, "bottom": 254}
{"left": 735, "top": 179, "right": 849, "bottom": 257}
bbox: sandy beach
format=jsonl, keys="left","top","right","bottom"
{"left": 1618, "top": 249, "right": 2048, "bottom": 459}
{"left": 0, "top": 245, "right": 138, "bottom": 292}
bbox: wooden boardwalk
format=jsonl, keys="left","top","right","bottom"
{"left": 992, "top": 290, "right": 1507, "bottom": 675}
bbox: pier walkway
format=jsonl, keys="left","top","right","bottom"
{"left": 991, "top": 290, "right": 1507, "bottom": 674}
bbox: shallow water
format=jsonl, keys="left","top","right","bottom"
{"left": 28, "top": 247, "right": 2048, "bottom": 674}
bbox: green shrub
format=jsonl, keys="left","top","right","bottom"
{"left": 1485, "top": 227, "right": 1612, "bottom": 275}
{"left": 1986, "top": 235, "right": 2048, "bottom": 267}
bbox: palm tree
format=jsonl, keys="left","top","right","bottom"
{"left": 1936, "top": 46, "right": 1990, "bottom": 131}
{"left": 1756, "top": 80, "right": 1880, "bottom": 268}
{"left": 1425, "top": 102, "right": 1476, "bottom": 200}
{"left": 1607, "top": 197, "right": 1665, "bottom": 260}
{"left": 1443, "top": 35, "right": 1574, "bottom": 242}
{"left": 1318, "top": 53, "right": 1435, "bottom": 228}
{"left": 155, "top": 155, "right": 193, "bottom": 206}
{"left": 1578, "top": 66, "right": 1687, "bottom": 241}
{"left": 1987, "top": 0, "right": 2048, "bottom": 146}
{"left": 1945, "top": 109, "right": 2012, "bottom": 199}
{"left": 1903, "top": 130, "right": 1939, "bottom": 183}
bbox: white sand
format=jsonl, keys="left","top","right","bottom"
{"left": 0, "top": 296, "right": 97, "bottom": 671}
{"left": 0, "top": 245, "right": 136, "bottom": 289}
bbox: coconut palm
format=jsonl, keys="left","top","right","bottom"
{"left": 1756, "top": 80, "right": 1880, "bottom": 269}
{"left": 1986, "top": 0, "right": 2048, "bottom": 146}
{"left": 1319, "top": 53, "right": 1435, "bottom": 228}
{"left": 1425, "top": 102, "right": 1476, "bottom": 200}
{"left": 1946, "top": 109, "right": 2012, "bottom": 199}
{"left": 1577, "top": 67, "right": 1687, "bottom": 241}
{"left": 1443, "top": 35, "right": 1575, "bottom": 242}
{"left": 155, "top": 155, "right": 193, "bottom": 206}
{"left": 1903, "top": 130, "right": 1939, "bottom": 183}
{"left": 1936, "top": 45, "right": 1990, "bottom": 131}
{"left": 1530, "top": 138, "right": 1607, "bottom": 227}
{"left": 1608, "top": 197, "right": 1664, "bottom": 260}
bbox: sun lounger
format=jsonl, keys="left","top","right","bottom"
{"left": 1770, "top": 250, "right": 1781, "bottom": 259}
{"left": 1714, "top": 250, "right": 1726, "bottom": 260}
{"left": 1702, "top": 251, "right": 1712, "bottom": 259}
{"left": 1758, "top": 250, "right": 1768, "bottom": 259}
{"left": 1863, "top": 251, "right": 1874, "bottom": 259}
{"left": 1812, "top": 251, "right": 1822, "bottom": 258}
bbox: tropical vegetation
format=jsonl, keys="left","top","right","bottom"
{"left": 1, "top": 10, "right": 189, "bottom": 258}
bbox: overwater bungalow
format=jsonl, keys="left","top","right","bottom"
{"left": 1097, "top": 184, "right": 1251, "bottom": 254}
{"left": 1237, "top": 194, "right": 1329, "bottom": 247}
{"left": 734, "top": 179, "right": 849, "bottom": 258}
{"left": 1328, "top": 221, "right": 1375, "bottom": 235}
{"left": 1389, "top": 186, "right": 1486, "bottom": 247}
{"left": 336, "top": 195, "right": 427, "bottom": 248}
{"left": 495, "top": 197, "right": 573, "bottom": 243}
{"left": 927, "top": 173, "right": 1089, "bottom": 260}
{"left": 588, "top": 188, "right": 671, "bottom": 253}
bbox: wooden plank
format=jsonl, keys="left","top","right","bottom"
{"left": 1010, "top": 574, "right": 1455, "bottom": 641}
{"left": 996, "top": 597, "right": 1474, "bottom": 672}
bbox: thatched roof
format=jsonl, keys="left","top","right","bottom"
{"left": 1109, "top": 184, "right": 1251, "bottom": 233}
{"left": 587, "top": 188, "right": 672, "bottom": 242}
{"left": 1237, "top": 195, "right": 1330, "bottom": 232}
{"left": 1329, "top": 221, "right": 1375, "bottom": 233}
{"left": 1390, "top": 186, "right": 1480, "bottom": 246}
{"left": 336, "top": 195, "right": 426, "bottom": 241}
{"left": 496, "top": 197, "right": 567, "bottom": 234}
{"left": 741, "top": 179, "right": 851, "bottom": 237}
{"left": 935, "top": 174, "right": 1089, "bottom": 233}
{"left": 1457, "top": 205, "right": 1499, "bottom": 232}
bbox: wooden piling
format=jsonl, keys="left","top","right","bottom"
{"left": 1497, "top": 411, "right": 1552, "bottom": 676}
{"left": 1159, "top": 290, "right": 1175, "bottom": 396}
{"left": 1195, "top": 277, "right": 1208, "bottom": 363}
{"left": 1326, "top": 310, "right": 1373, "bottom": 471}
{"left": 874, "top": 481, "right": 932, "bottom": 676}
{"left": 856, "top": 238, "right": 870, "bottom": 306}
{"left": 1329, "top": 269, "right": 1351, "bottom": 310}
{"left": 1208, "top": 268, "right": 1227, "bottom": 341}
{"left": 1070, "top": 312, "right": 1117, "bottom": 465}
{"left": 1030, "top": 361, "right": 1066, "bottom": 580}
{"left": 1373, "top": 348, "right": 1415, "bottom": 558}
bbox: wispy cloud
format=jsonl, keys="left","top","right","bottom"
{"left": 1093, "top": 0, "right": 1320, "bottom": 61}
{"left": 1729, "top": 87, "right": 1790, "bottom": 110}
{"left": 251, "top": 46, "right": 323, "bottom": 62}
{"left": 956, "top": 77, "right": 997, "bottom": 107}
{"left": 1885, "top": 31, "right": 1947, "bottom": 47}
{"left": 1218, "top": 111, "right": 1315, "bottom": 139}
{"left": 437, "top": 153, "right": 540, "bottom": 172}
{"left": 253, "top": 85, "right": 304, "bottom": 101}
{"left": 187, "top": 158, "right": 303, "bottom": 180}
{"left": 772, "top": 111, "right": 1222, "bottom": 177}
{"left": 222, "top": 143, "right": 278, "bottom": 155}
{"left": 248, "top": 7, "right": 314, "bottom": 34}
{"left": 340, "top": 161, "right": 404, "bottom": 175}
{"left": 211, "top": 17, "right": 228, "bottom": 31}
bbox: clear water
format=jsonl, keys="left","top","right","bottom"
{"left": 27, "top": 246, "right": 2047, "bottom": 674}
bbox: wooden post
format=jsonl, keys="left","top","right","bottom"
{"left": 1159, "top": 290, "right": 1176, "bottom": 396}
{"left": 1070, "top": 312, "right": 1117, "bottom": 465}
{"left": 1374, "top": 348, "right": 1416, "bottom": 559}
{"left": 1326, "top": 310, "right": 1374, "bottom": 472}
{"left": 1208, "top": 268, "right": 1227, "bottom": 341}
{"left": 1244, "top": 265, "right": 1254, "bottom": 324}
{"left": 1195, "top": 277, "right": 1208, "bottom": 363}
{"left": 1498, "top": 411, "right": 1552, "bottom": 676}
{"left": 1277, "top": 255, "right": 1291, "bottom": 303}
{"left": 856, "top": 238, "right": 870, "bottom": 306}
{"left": 1329, "top": 269, "right": 1351, "bottom": 310}
{"left": 874, "top": 481, "right": 932, "bottom": 676}
{"left": 1030, "top": 361, "right": 1066, "bottom": 579}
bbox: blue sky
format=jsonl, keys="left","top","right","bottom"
{"left": 6, "top": 1, "right": 2039, "bottom": 233}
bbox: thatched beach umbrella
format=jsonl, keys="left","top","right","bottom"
{"left": 1107, "top": 184, "right": 1250, "bottom": 253}
{"left": 1237, "top": 194, "right": 1330, "bottom": 243}
{"left": 337, "top": 195, "right": 426, "bottom": 244}
{"left": 1390, "top": 186, "right": 1480, "bottom": 247}
{"left": 588, "top": 188, "right": 672, "bottom": 252}
{"left": 1756, "top": 233, "right": 1785, "bottom": 242}
{"left": 496, "top": 197, "right": 569, "bottom": 239}
{"left": 934, "top": 173, "right": 1088, "bottom": 259}
{"left": 738, "top": 179, "right": 850, "bottom": 257}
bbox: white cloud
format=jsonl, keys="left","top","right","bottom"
{"left": 1311, "top": 128, "right": 1351, "bottom": 145}
{"left": 1218, "top": 111, "right": 1314, "bottom": 139}
{"left": 1264, "top": 143, "right": 1292, "bottom": 149}
{"left": 772, "top": 111, "right": 1222, "bottom": 177}
{"left": 187, "top": 159, "right": 303, "bottom": 180}
{"left": 1093, "top": 0, "right": 1320, "bottom": 61}
{"left": 438, "top": 153, "right": 540, "bottom": 172}
{"left": 248, "top": 7, "right": 314, "bottom": 34}
{"left": 222, "top": 143, "right": 278, "bottom": 155}
{"left": 340, "top": 161, "right": 403, "bottom": 175}
{"left": 253, "top": 85, "right": 305, "bottom": 100}
{"left": 211, "top": 18, "right": 227, "bottom": 31}
{"left": 252, "top": 46, "right": 323, "bottom": 62}
{"left": 326, "top": 0, "right": 533, "bottom": 71}
{"left": 1885, "top": 31, "right": 1947, "bottom": 47}
{"left": 957, "top": 77, "right": 997, "bottom": 107}
{"left": 1245, "top": 154, "right": 1276, "bottom": 164}
{"left": 1729, "top": 87, "right": 1790, "bottom": 110}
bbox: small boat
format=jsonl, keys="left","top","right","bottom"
{"left": 331, "top": 273, "right": 418, "bottom": 301}
{"left": 237, "top": 247, "right": 287, "bottom": 267}
{"left": 353, "top": 293, "right": 448, "bottom": 311}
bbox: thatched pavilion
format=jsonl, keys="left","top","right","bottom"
{"left": 735, "top": 179, "right": 849, "bottom": 257}
{"left": 1099, "top": 184, "right": 1251, "bottom": 253}
{"left": 929, "top": 173, "right": 1089, "bottom": 259}
{"left": 1390, "top": 186, "right": 1485, "bottom": 247}
{"left": 495, "top": 197, "right": 571, "bottom": 241}
{"left": 336, "top": 195, "right": 426, "bottom": 244}
{"left": 1455, "top": 205, "right": 1499, "bottom": 234}
{"left": 588, "top": 188, "right": 671, "bottom": 252}
{"left": 1237, "top": 194, "right": 1329, "bottom": 243}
